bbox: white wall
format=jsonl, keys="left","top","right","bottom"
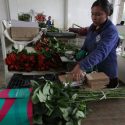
{"left": 7, "top": 0, "right": 123, "bottom": 28}
{"left": 0, "top": 0, "right": 10, "bottom": 37}
{"left": 117, "top": 25, "right": 125, "bottom": 37}
{"left": 68, "top": 0, "right": 95, "bottom": 28}
{"left": 8, "top": 0, "right": 18, "bottom": 20}
{"left": 9, "top": 0, "right": 65, "bottom": 29}
{"left": 67, "top": 0, "right": 113, "bottom": 28}
{"left": 117, "top": 0, "right": 124, "bottom": 23}
{"left": 8, "top": 0, "right": 96, "bottom": 29}
{"left": 111, "top": 0, "right": 125, "bottom": 25}
{"left": 0, "top": 0, "right": 9, "bottom": 21}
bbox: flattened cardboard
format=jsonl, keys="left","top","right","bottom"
{"left": 11, "top": 27, "right": 39, "bottom": 41}
{"left": 10, "top": 20, "right": 39, "bottom": 41}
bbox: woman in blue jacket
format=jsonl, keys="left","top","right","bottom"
{"left": 71, "top": 0, "right": 119, "bottom": 88}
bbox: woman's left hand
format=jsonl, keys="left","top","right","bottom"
{"left": 71, "top": 64, "right": 86, "bottom": 81}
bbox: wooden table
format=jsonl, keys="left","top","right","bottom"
{"left": 81, "top": 99, "right": 125, "bottom": 125}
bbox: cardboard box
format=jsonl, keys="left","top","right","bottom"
{"left": 58, "top": 73, "right": 83, "bottom": 87}
{"left": 58, "top": 73, "right": 73, "bottom": 83}
{"left": 10, "top": 20, "right": 39, "bottom": 41}
{"left": 86, "top": 72, "right": 109, "bottom": 90}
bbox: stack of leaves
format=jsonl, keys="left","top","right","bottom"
{"left": 31, "top": 79, "right": 86, "bottom": 125}
{"left": 31, "top": 79, "right": 125, "bottom": 125}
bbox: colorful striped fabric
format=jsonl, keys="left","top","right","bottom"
{"left": 0, "top": 88, "right": 32, "bottom": 125}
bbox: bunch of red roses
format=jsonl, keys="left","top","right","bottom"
{"left": 35, "top": 13, "right": 46, "bottom": 22}
{"left": 5, "top": 51, "right": 37, "bottom": 72}
{"left": 5, "top": 47, "right": 62, "bottom": 72}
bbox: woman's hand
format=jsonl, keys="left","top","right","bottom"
{"left": 71, "top": 64, "right": 86, "bottom": 81}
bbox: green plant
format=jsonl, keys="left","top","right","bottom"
{"left": 18, "top": 13, "right": 31, "bottom": 21}
{"left": 48, "top": 37, "right": 78, "bottom": 56}
{"left": 47, "top": 26, "right": 59, "bottom": 32}
{"left": 39, "top": 22, "right": 47, "bottom": 28}
{"left": 31, "top": 79, "right": 86, "bottom": 125}
{"left": 31, "top": 78, "right": 125, "bottom": 125}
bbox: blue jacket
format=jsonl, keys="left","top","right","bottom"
{"left": 79, "top": 20, "right": 119, "bottom": 78}
{"left": 46, "top": 20, "right": 52, "bottom": 27}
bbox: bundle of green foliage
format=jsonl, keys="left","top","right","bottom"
{"left": 31, "top": 78, "right": 125, "bottom": 125}
{"left": 31, "top": 79, "right": 86, "bottom": 125}
{"left": 18, "top": 13, "right": 31, "bottom": 21}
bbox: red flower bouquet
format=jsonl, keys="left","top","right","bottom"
{"left": 5, "top": 39, "right": 63, "bottom": 72}
{"left": 35, "top": 13, "right": 46, "bottom": 22}
{"left": 35, "top": 13, "right": 47, "bottom": 28}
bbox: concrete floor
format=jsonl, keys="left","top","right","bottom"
{"left": 1, "top": 42, "right": 125, "bottom": 125}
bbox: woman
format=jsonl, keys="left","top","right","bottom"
{"left": 71, "top": 0, "right": 119, "bottom": 88}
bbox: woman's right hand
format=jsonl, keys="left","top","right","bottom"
{"left": 71, "top": 64, "right": 86, "bottom": 81}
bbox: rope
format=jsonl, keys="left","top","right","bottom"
{"left": 100, "top": 90, "right": 107, "bottom": 100}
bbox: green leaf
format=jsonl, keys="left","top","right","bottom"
{"left": 75, "top": 110, "right": 85, "bottom": 119}
{"left": 33, "top": 115, "right": 43, "bottom": 125}
{"left": 45, "top": 103, "right": 54, "bottom": 116}
{"left": 78, "top": 120, "right": 82, "bottom": 125}
{"left": 32, "top": 93, "right": 39, "bottom": 104}
{"left": 33, "top": 86, "right": 40, "bottom": 94}
{"left": 72, "top": 93, "right": 78, "bottom": 100}
{"left": 12, "top": 46, "right": 18, "bottom": 53}
{"left": 60, "top": 107, "right": 72, "bottom": 121}
{"left": 78, "top": 102, "right": 86, "bottom": 112}
{"left": 72, "top": 108, "right": 77, "bottom": 115}
{"left": 32, "top": 86, "right": 41, "bottom": 104}
{"left": 30, "top": 80, "right": 39, "bottom": 88}
{"left": 21, "top": 48, "right": 28, "bottom": 54}
{"left": 49, "top": 88, "right": 53, "bottom": 95}
{"left": 43, "top": 82, "right": 51, "bottom": 96}
{"left": 66, "top": 121, "right": 73, "bottom": 125}
{"left": 37, "top": 90, "right": 47, "bottom": 102}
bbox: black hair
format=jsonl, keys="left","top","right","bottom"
{"left": 91, "top": 0, "right": 113, "bottom": 16}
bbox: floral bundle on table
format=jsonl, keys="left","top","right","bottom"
{"left": 34, "top": 36, "right": 78, "bottom": 57}
{"left": 18, "top": 13, "right": 31, "bottom": 21}
{"left": 35, "top": 12, "right": 59, "bottom": 32}
{"left": 5, "top": 44, "right": 62, "bottom": 72}
{"left": 5, "top": 35, "right": 79, "bottom": 72}
{"left": 35, "top": 13, "right": 47, "bottom": 28}
{"left": 31, "top": 79, "right": 86, "bottom": 125}
{"left": 31, "top": 78, "right": 125, "bottom": 125}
